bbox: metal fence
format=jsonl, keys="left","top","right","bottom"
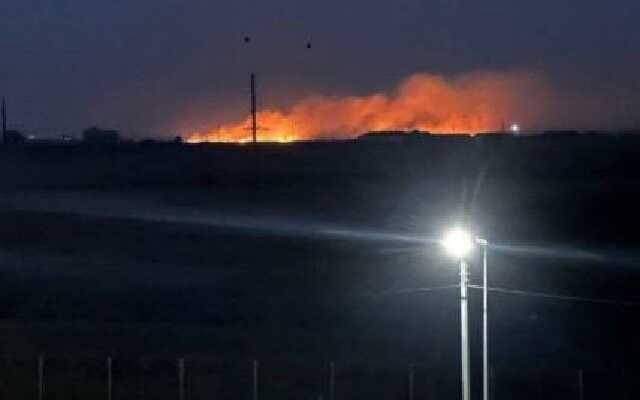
{"left": 0, "top": 356, "right": 634, "bottom": 400}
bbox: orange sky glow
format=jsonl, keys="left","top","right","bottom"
{"left": 188, "top": 71, "right": 554, "bottom": 143}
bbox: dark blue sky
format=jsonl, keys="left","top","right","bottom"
{"left": 2, "top": 0, "right": 639, "bottom": 137}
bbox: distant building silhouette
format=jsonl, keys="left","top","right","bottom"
{"left": 358, "top": 130, "right": 431, "bottom": 143}
{"left": 543, "top": 130, "right": 580, "bottom": 136}
{"left": 82, "top": 127, "right": 121, "bottom": 144}
{"left": 4, "top": 130, "right": 26, "bottom": 144}
{"left": 1, "top": 98, "right": 27, "bottom": 145}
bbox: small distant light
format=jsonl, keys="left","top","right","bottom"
{"left": 510, "top": 123, "right": 520, "bottom": 133}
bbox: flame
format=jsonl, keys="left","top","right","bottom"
{"left": 188, "top": 71, "right": 553, "bottom": 143}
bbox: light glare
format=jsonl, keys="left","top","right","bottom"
{"left": 442, "top": 228, "right": 474, "bottom": 259}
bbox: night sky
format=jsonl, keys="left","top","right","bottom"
{"left": 1, "top": 2, "right": 640, "bottom": 395}
{"left": 2, "top": 0, "right": 639, "bottom": 137}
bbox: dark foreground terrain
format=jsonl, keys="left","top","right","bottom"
{"left": 0, "top": 133, "right": 638, "bottom": 399}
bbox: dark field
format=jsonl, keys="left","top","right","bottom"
{"left": 0, "top": 135, "right": 638, "bottom": 398}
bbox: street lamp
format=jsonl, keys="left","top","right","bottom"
{"left": 442, "top": 228, "right": 474, "bottom": 259}
{"left": 442, "top": 228, "right": 473, "bottom": 400}
{"left": 441, "top": 229, "right": 489, "bottom": 400}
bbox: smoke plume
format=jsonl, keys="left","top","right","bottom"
{"left": 188, "top": 71, "right": 556, "bottom": 142}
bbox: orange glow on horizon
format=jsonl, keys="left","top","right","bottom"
{"left": 188, "top": 71, "right": 553, "bottom": 143}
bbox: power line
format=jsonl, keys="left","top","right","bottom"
{"left": 366, "top": 284, "right": 459, "bottom": 298}
{"left": 367, "top": 284, "right": 639, "bottom": 307}
{"left": 468, "top": 284, "right": 639, "bottom": 307}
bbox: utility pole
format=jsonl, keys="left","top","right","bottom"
{"left": 250, "top": 73, "right": 257, "bottom": 144}
{"left": 2, "top": 96, "right": 6, "bottom": 144}
{"left": 480, "top": 239, "right": 489, "bottom": 400}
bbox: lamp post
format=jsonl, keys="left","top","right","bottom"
{"left": 476, "top": 238, "right": 489, "bottom": 400}
{"left": 442, "top": 229, "right": 474, "bottom": 400}
{"left": 442, "top": 229, "right": 490, "bottom": 400}
{"left": 459, "top": 257, "right": 470, "bottom": 400}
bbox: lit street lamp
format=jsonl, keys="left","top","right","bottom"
{"left": 441, "top": 229, "right": 489, "bottom": 400}
{"left": 442, "top": 228, "right": 473, "bottom": 400}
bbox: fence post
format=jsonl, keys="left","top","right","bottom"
{"left": 622, "top": 369, "right": 630, "bottom": 400}
{"left": 578, "top": 369, "right": 584, "bottom": 400}
{"left": 408, "top": 364, "right": 415, "bottom": 400}
{"left": 490, "top": 366, "right": 495, "bottom": 400}
{"left": 252, "top": 360, "right": 259, "bottom": 400}
{"left": 329, "top": 362, "right": 335, "bottom": 400}
{"left": 536, "top": 373, "right": 543, "bottom": 400}
{"left": 107, "top": 357, "right": 113, "bottom": 400}
{"left": 178, "top": 358, "right": 185, "bottom": 400}
{"left": 38, "top": 355, "right": 44, "bottom": 400}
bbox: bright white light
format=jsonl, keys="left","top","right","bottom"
{"left": 442, "top": 228, "right": 474, "bottom": 259}
{"left": 510, "top": 123, "right": 520, "bottom": 133}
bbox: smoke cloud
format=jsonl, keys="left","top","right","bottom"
{"left": 188, "top": 71, "right": 557, "bottom": 142}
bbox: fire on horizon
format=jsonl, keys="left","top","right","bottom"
{"left": 188, "top": 71, "right": 554, "bottom": 143}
